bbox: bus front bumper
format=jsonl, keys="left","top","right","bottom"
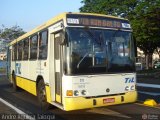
{"left": 63, "top": 91, "right": 137, "bottom": 111}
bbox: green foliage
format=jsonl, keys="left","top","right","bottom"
{"left": 132, "top": 1, "right": 160, "bottom": 54}
{"left": 80, "top": 0, "right": 138, "bottom": 17}
{"left": 0, "top": 25, "right": 26, "bottom": 41}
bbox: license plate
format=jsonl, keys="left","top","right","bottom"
{"left": 103, "top": 98, "right": 115, "bottom": 104}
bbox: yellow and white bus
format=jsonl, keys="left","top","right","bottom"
{"left": 7, "top": 12, "right": 137, "bottom": 111}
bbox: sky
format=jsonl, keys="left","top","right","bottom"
{"left": 0, "top": 0, "right": 83, "bottom": 32}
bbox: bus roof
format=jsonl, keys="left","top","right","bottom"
{"left": 9, "top": 12, "right": 128, "bottom": 45}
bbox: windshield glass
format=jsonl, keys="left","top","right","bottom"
{"left": 65, "top": 27, "right": 135, "bottom": 75}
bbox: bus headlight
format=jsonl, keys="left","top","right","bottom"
{"left": 74, "top": 90, "right": 79, "bottom": 96}
{"left": 81, "top": 90, "right": 87, "bottom": 95}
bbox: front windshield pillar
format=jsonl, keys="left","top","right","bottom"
{"left": 65, "top": 46, "right": 71, "bottom": 74}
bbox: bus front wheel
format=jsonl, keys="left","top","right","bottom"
{"left": 37, "top": 80, "right": 50, "bottom": 111}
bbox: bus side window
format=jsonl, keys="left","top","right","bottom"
{"left": 18, "top": 41, "right": 23, "bottom": 60}
{"left": 39, "top": 30, "right": 48, "bottom": 59}
{"left": 14, "top": 44, "right": 17, "bottom": 61}
{"left": 23, "top": 38, "right": 29, "bottom": 60}
{"left": 30, "top": 35, "right": 38, "bottom": 60}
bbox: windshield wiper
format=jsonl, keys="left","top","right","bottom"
{"left": 77, "top": 53, "right": 89, "bottom": 69}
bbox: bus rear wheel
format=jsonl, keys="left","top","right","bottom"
{"left": 37, "top": 80, "right": 50, "bottom": 111}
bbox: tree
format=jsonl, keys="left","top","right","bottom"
{"left": 0, "top": 25, "right": 26, "bottom": 41}
{"left": 80, "top": 0, "right": 160, "bottom": 69}
{"left": 80, "top": 0, "right": 138, "bottom": 17}
{"left": 132, "top": 1, "right": 160, "bottom": 68}
{"left": 0, "top": 25, "right": 26, "bottom": 54}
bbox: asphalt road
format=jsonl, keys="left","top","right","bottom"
{"left": 0, "top": 75, "right": 160, "bottom": 120}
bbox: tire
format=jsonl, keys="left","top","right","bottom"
{"left": 12, "top": 73, "right": 18, "bottom": 91}
{"left": 37, "top": 80, "right": 50, "bottom": 111}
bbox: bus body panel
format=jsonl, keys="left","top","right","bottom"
{"left": 62, "top": 73, "right": 136, "bottom": 98}
{"left": 63, "top": 91, "right": 137, "bottom": 111}
{"left": 16, "top": 76, "right": 37, "bottom": 95}
{"left": 10, "top": 59, "right": 50, "bottom": 95}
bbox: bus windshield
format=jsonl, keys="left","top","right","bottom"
{"left": 65, "top": 27, "right": 135, "bottom": 75}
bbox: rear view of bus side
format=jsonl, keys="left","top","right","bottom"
{"left": 7, "top": 12, "right": 137, "bottom": 111}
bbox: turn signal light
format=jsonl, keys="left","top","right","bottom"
{"left": 66, "top": 90, "right": 73, "bottom": 96}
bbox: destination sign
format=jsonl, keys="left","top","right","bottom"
{"left": 66, "top": 14, "right": 131, "bottom": 29}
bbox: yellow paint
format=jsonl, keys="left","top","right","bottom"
{"left": 143, "top": 99, "right": 157, "bottom": 107}
{"left": 16, "top": 76, "right": 37, "bottom": 96}
{"left": 64, "top": 91, "right": 137, "bottom": 111}
{"left": 56, "top": 94, "right": 61, "bottom": 103}
{"left": 45, "top": 86, "right": 52, "bottom": 103}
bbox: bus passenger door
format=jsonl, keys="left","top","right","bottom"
{"left": 54, "top": 32, "right": 63, "bottom": 104}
